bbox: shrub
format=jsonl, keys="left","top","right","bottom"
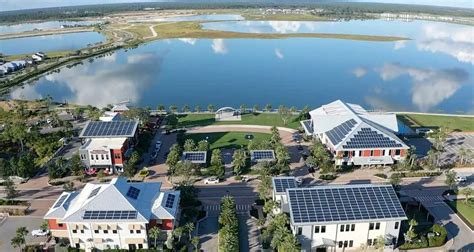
{"left": 138, "top": 169, "right": 149, "bottom": 177}
{"left": 428, "top": 224, "right": 447, "bottom": 247}
{"left": 319, "top": 174, "right": 337, "bottom": 180}
{"left": 397, "top": 171, "right": 442, "bottom": 178}
{"left": 399, "top": 236, "right": 429, "bottom": 249}
{"left": 374, "top": 173, "right": 387, "bottom": 179}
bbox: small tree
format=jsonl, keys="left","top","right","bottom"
{"left": 182, "top": 104, "right": 190, "bottom": 113}
{"left": 232, "top": 149, "right": 247, "bottom": 176}
{"left": 184, "top": 222, "right": 195, "bottom": 241}
{"left": 69, "top": 153, "right": 83, "bottom": 176}
{"left": 265, "top": 104, "right": 272, "bottom": 112}
{"left": 240, "top": 104, "right": 247, "bottom": 114}
{"left": 96, "top": 169, "right": 105, "bottom": 180}
{"left": 389, "top": 173, "right": 402, "bottom": 190}
{"left": 63, "top": 181, "right": 75, "bottom": 192}
{"left": 184, "top": 139, "right": 196, "bottom": 152}
{"left": 445, "top": 170, "right": 457, "bottom": 190}
{"left": 194, "top": 105, "right": 201, "bottom": 113}
{"left": 459, "top": 187, "right": 473, "bottom": 203}
{"left": 374, "top": 235, "right": 385, "bottom": 250}
{"left": 4, "top": 177, "right": 18, "bottom": 199}
{"left": 207, "top": 104, "right": 215, "bottom": 112}
{"left": 11, "top": 227, "right": 28, "bottom": 251}
{"left": 278, "top": 105, "right": 292, "bottom": 126}
{"left": 253, "top": 104, "right": 259, "bottom": 113}
{"left": 197, "top": 140, "right": 209, "bottom": 151}
{"left": 191, "top": 236, "right": 200, "bottom": 251}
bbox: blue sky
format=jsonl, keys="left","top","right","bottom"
{"left": 0, "top": 0, "right": 472, "bottom": 12}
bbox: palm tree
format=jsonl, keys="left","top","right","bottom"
{"left": 459, "top": 147, "right": 468, "bottom": 165}
{"left": 169, "top": 105, "right": 177, "bottom": 114}
{"left": 173, "top": 226, "right": 184, "bottom": 242}
{"left": 148, "top": 226, "right": 161, "bottom": 248}
{"left": 240, "top": 104, "right": 247, "bottom": 114}
{"left": 207, "top": 104, "right": 215, "bottom": 113}
{"left": 253, "top": 104, "right": 259, "bottom": 113}
{"left": 182, "top": 105, "right": 190, "bottom": 113}
{"left": 232, "top": 150, "right": 247, "bottom": 176}
{"left": 191, "top": 237, "right": 200, "bottom": 251}
{"left": 194, "top": 105, "right": 201, "bottom": 113}
{"left": 184, "top": 222, "right": 195, "bottom": 241}
{"left": 11, "top": 227, "right": 28, "bottom": 251}
{"left": 408, "top": 219, "right": 418, "bottom": 231}
{"left": 459, "top": 187, "right": 473, "bottom": 203}
{"left": 157, "top": 104, "right": 165, "bottom": 112}
{"left": 265, "top": 103, "right": 272, "bottom": 112}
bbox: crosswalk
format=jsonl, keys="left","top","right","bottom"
{"left": 414, "top": 196, "right": 445, "bottom": 202}
{"left": 204, "top": 204, "right": 251, "bottom": 212}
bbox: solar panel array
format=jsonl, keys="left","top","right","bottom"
{"left": 165, "top": 194, "right": 176, "bottom": 208}
{"left": 126, "top": 186, "right": 141, "bottom": 199}
{"left": 342, "top": 128, "right": 403, "bottom": 149}
{"left": 183, "top": 152, "right": 206, "bottom": 162}
{"left": 273, "top": 178, "right": 297, "bottom": 193}
{"left": 81, "top": 121, "right": 137, "bottom": 137}
{"left": 326, "top": 119, "right": 358, "bottom": 145}
{"left": 288, "top": 186, "right": 406, "bottom": 224}
{"left": 53, "top": 194, "right": 69, "bottom": 208}
{"left": 88, "top": 187, "right": 101, "bottom": 199}
{"left": 252, "top": 150, "right": 275, "bottom": 160}
{"left": 83, "top": 210, "right": 137, "bottom": 220}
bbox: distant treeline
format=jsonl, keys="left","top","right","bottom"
{"left": 0, "top": 1, "right": 472, "bottom": 23}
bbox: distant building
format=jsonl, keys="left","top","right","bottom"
{"left": 285, "top": 183, "right": 407, "bottom": 251}
{"left": 99, "top": 111, "right": 122, "bottom": 122}
{"left": 32, "top": 52, "right": 46, "bottom": 61}
{"left": 78, "top": 121, "right": 139, "bottom": 173}
{"left": 111, "top": 104, "right": 130, "bottom": 113}
{"left": 44, "top": 177, "right": 180, "bottom": 250}
{"left": 301, "top": 100, "right": 409, "bottom": 167}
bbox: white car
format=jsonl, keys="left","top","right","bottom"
{"left": 204, "top": 177, "right": 220, "bottom": 184}
{"left": 31, "top": 229, "right": 49, "bottom": 237}
{"left": 455, "top": 176, "right": 467, "bottom": 182}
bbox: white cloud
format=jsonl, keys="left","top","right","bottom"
{"left": 394, "top": 40, "right": 407, "bottom": 50}
{"left": 417, "top": 23, "right": 474, "bottom": 64}
{"left": 351, "top": 67, "right": 368, "bottom": 78}
{"left": 267, "top": 21, "right": 318, "bottom": 34}
{"left": 377, "top": 63, "right": 469, "bottom": 111}
{"left": 211, "top": 39, "right": 228, "bottom": 55}
{"left": 178, "top": 38, "right": 197, "bottom": 45}
{"left": 275, "top": 48, "right": 284, "bottom": 59}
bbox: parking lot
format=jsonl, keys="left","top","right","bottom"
{"left": 0, "top": 216, "right": 46, "bottom": 251}
{"left": 440, "top": 133, "right": 474, "bottom": 165}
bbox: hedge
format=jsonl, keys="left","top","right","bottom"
{"left": 396, "top": 171, "right": 442, "bottom": 178}
{"left": 428, "top": 224, "right": 447, "bottom": 247}
{"left": 399, "top": 236, "right": 428, "bottom": 249}
{"left": 319, "top": 174, "right": 337, "bottom": 180}
{"left": 374, "top": 173, "right": 388, "bottom": 179}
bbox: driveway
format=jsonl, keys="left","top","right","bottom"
{"left": 0, "top": 216, "right": 46, "bottom": 251}
{"left": 198, "top": 216, "right": 219, "bottom": 252}
{"left": 238, "top": 215, "right": 260, "bottom": 252}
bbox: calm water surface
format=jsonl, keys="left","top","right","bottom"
{"left": 0, "top": 32, "right": 106, "bottom": 55}
{"left": 9, "top": 20, "right": 474, "bottom": 113}
{"left": 0, "top": 20, "right": 101, "bottom": 34}
{"left": 130, "top": 14, "right": 243, "bottom": 23}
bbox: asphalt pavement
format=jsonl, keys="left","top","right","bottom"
{"left": 0, "top": 216, "right": 46, "bottom": 251}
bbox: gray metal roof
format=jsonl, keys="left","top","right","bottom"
{"left": 287, "top": 184, "right": 407, "bottom": 225}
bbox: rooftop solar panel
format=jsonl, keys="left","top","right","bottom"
{"left": 126, "top": 186, "right": 140, "bottom": 200}
{"left": 165, "top": 194, "right": 176, "bottom": 208}
{"left": 287, "top": 185, "right": 406, "bottom": 225}
{"left": 273, "top": 177, "right": 297, "bottom": 193}
{"left": 80, "top": 121, "right": 138, "bottom": 138}
{"left": 53, "top": 194, "right": 69, "bottom": 208}
{"left": 342, "top": 127, "right": 403, "bottom": 149}
{"left": 326, "top": 119, "right": 357, "bottom": 145}
{"left": 83, "top": 210, "right": 137, "bottom": 220}
{"left": 182, "top": 151, "right": 207, "bottom": 163}
{"left": 251, "top": 150, "right": 275, "bottom": 161}
{"left": 88, "top": 187, "right": 101, "bottom": 199}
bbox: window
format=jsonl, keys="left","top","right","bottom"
{"left": 351, "top": 151, "right": 355, "bottom": 157}
{"left": 343, "top": 151, "right": 349, "bottom": 157}
{"left": 114, "top": 153, "right": 121, "bottom": 159}
{"left": 340, "top": 225, "right": 345, "bottom": 232}
{"left": 103, "top": 230, "right": 108, "bottom": 234}
{"left": 136, "top": 229, "right": 141, "bottom": 234}
{"left": 395, "top": 222, "right": 399, "bottom": 230}
{"left": 80, "top": 229, "right": 84, "bottom": 234}
{"left": 351, "top": 224, "right": 355, "bottom": 231}
{"left": 345, "top": 225, "right": 350, "bottom": 232}
{"left": 75, "top": 243, "right": 80, "bottom": 249}
{"left": 343, "top": 241, "right": 348, "bottom": 248}
{"left": 383, "top": 150, "right": 386, "bottom": 156}
{"left": 369, "top": 223, "right": 375, "bottom": 230}
{"left": 91, "top": 155, "right": 94, "bottom": 160}
{"left": 338, "top": 241, "right": 343, "bottom": 248}
{"left": 101, "top": 154, "right": 104, "bottom": 160}
{"left": 370, "top": 150, "right": 374, "bottom": 156}
{"left": 113, "top": 230, "right": 118, "bottom": 234}
{"left": 395, "top": 149, "right": 401, "bottom": 155}
{"left": 106, "top": 155, "right": 109, "bottom": 160}
{"left": 297, "top": 227, "right": 302, "bottom": 235}
{"left": 94, "top": 230, "right": 99, "bottom": 234}
{"left": 130, "top": 230, "right": 134, "bottom": 234}
{"left": 321, "top": 226, "right": 326, "bottom": 233}
{"left": 138, "top": 244, "right": 143, "bottom": 249}
{"left": 315, "top": 226, "right": 320, "bottom": 233}
{"left": 375, "top": 223, "right": 380, "bottom": 230}
{"left": 359, "top": 150, "right": 362, "bottom": 156}
{"left": 58, "top": 223, "right": 64, "bottom": 227}
{"left": 72, "top": 229, "right": 77, "bottom": 233}
{"left": 367, "top": 239, "right": 373, "bottom": 246}
{"left": 349, "top": 240, "right": 354, "bottom": 247}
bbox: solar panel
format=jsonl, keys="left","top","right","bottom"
{"left": 326, "top": 119, "right": 357, "bottom": 145}
{"left": 273, "top": 177, "right": 297, "bottom": 193}
{"left": 342, "top": 127, "right": 403, "bottom": 149}
{"left": 126, "top": 186, "right": 140, "bottom": 199}
{"left": 183, "top": 151, "right": 207, "bottom": 163}
{"left": 287, "top": 185, "right": 406, "bottom": 224}
{"left": 53, "top": 194, "right": 69, "bottom": 208}
{"left": 88, "top": 187, "right": 101, "bottom": 199}
{"left": 81, "top": 121, "right": 138, "bottom": 138}
{"left": 83, "top": 210, "right": 137, "bottom": 220}
{"left": 251, "top": 150, "right": 275, "bottom": 161}
{"left": 165, "top": 194, "right": 176, "bottom": 208}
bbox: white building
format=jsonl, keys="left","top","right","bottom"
{"left": 286, "top": 184, "right": 407, "bottom": 251}
{"left": 272, "top": 176, "right": 297, "bottom": 213}
{"left": 301, "top": 100, "right": 409, "bottom": 166}
{"left": 44, "top": 177, "right": 180, "bottom": 251}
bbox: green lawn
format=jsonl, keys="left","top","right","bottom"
{"left": 179, "top": 132, "right": 271, "bottom": 150}
{"left": 398, "top": 114, "right": 474, "bottom": 132}
{"left": 446, "top": 199, "right": 474, "bottom": 226}
{"left": 177, "top": 113, "right": 301, "bottom": 129}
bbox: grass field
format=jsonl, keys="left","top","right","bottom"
{"left": 180, "top": 132, "right": 271, "bottom": 150}
{"left": 446, "top": 199, "right": 474, "bottom": 227}
{"left": 177, "top": 113, "right": 301, "bottom": 129}
{"left": 398, "top": 114, "right": 474, "bottom": 132}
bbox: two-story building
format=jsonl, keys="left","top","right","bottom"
{"left": 301, "top": 100, "right": 409, "bottom": 167}
{"left": 286, "top": 183, "right": 407, "bottom": 251}
{"left": 79, "top": 120, "right": 138, "bottom": 173}
{"left": 272, "top": 176, "right": 297, "bottom": 213}
{"left": 44, "top": 177, "right": 180, "bottom": 251}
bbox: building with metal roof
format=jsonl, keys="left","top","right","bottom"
{"left": 285, "top": 183, "right": 407, "bottom": 251}
{"left": 300, "top": 100, "right": 409, "bottom": 166}
{"left": 44, "top": 177, "right": 180, "bottom": 250}
{"left": 272, "top": 176, "right": 298, "bottom": 213}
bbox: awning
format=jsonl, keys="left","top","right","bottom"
{"left": 128, "top": 224, "right": 135, "bottom": 230}
{"left": 312, "top": 237, "right": 336, "bottom": 248}
{"left": 125, "top": 238, "right": 145, "bottom": 244}
{"left": 94, "top": 238, "right": 103, "bottom": 244}
{"left": 78, "top": 224, "right": 85, "bottom": 230}
{"left": 101, "top": 224, "right": 109, "bottom": 230}
{"left": 352, "top": 156, "right": 394, "bottom": 166}
{"left": 92, "top": 224, "right": 100, "bottom": 230}
{"left": 110, "top": 224, "right": 118, "bottom": 230}
{"left": 72, "top": 238, "right": 80, "bottom": 243}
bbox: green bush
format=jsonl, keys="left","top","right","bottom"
{"left": 138, "top": 169, "right": 149, "bottom": 177}
{"left": 399, "top": 236, "right": 429, "bottom": 249}
{"left": 397, "top": 171, "right": 442, "bottom": 178}
{"left": 374, "top": 173, "right": 387, "bottom": 179}
{"left": 428, "top": 224, "right": 447, "bottom": 247}
{"left": 0, "top": 199, "right": 28, "bottom": 206}
{"left": 319, "top": 174, "right": 337, "bottom": 180}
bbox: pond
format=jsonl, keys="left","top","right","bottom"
{"left": 9, "top": 19, "right": 474, "bottom": 114}
{"left": 129, "top": 14, "right": 243, "bottom": 23}
{"left": 0, "top": 32, "right": 106, "bottom": 55}
{"left": 0, "top": 20, "right": 101, "bottom": 34}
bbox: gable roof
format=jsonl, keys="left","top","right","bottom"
{"left": 79, "top": 120, "right": 138, "bottom": 138}
{"left": 287, "top": 184, "right": 407, "bottom": 226}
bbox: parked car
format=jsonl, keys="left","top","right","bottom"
{"left": 241, "top": 176, "right": 249, "bottom": 182}
{"left": 455, "top": 176, "right": 467, "bottom": 182}
{"left": 155, "top": 141, "right": 162, "bottom": 149}
{"left": 204, "top": 177, "right": 220, "bottom": 184}
{"left": 31, "top": 229, "right": 49, "bottom": 237}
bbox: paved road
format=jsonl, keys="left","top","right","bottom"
{"left": 0, "top": 216, "right": 46, "bottom": 251}
{"left": 238, "top": 215, "right": 260, "bottom": 252}
{"left": 198, "top": 216, "right": 218, "bottom": 252}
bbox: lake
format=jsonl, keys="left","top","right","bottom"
{"left": 0, "top": 32, "right": 106, "bottom": 55}
{"left": 0, "top": 20, "right": 101, "bottom": 34}
{"left": 129, "top": 14, "right": 243, "bottom": 23}
{"left": 9, "top": 20, "right": 474, "bottom": 114}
